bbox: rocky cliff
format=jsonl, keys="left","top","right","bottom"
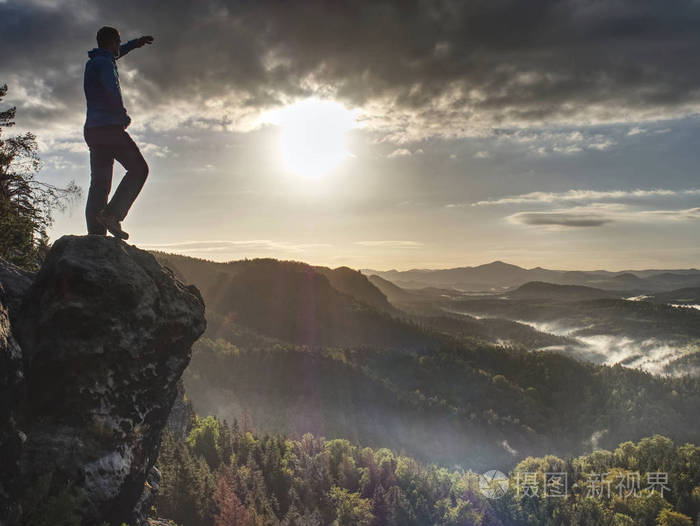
{"left": 0, "top": 235, "right": 206, "bottom": 526}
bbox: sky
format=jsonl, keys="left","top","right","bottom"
{"left": 1, "top": 0, "right": 699, "bottom": 271}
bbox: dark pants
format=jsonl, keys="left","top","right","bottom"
{"left": 83, "top": 125, "right": 149, "bottom": 235}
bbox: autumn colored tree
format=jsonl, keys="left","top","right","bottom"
{"left": 213, "top": 465, "right": 251, "bottom": 526}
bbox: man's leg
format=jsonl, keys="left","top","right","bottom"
{"left": 85, "top": 145, "right": 115, "bottom": 235}
{"left": 106, "top": 130, "right": 149, "bottom": 222}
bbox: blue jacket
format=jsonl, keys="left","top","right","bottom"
{"left": 83, "top": 40, "right": 138, "bottom": 129}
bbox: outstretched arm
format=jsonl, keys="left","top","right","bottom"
{"left": 118, "top": 36, "right": 154, "bottom": 60}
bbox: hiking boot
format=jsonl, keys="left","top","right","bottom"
{"left": 96, "top": 209, "right": 129, "bottom": 240}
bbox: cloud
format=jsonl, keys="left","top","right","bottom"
{"left": 493, "top": 129, "right": 619, "bottom": 156}
{"left": 387, "top": 148, "right": 412, "bottom": 158}
{"left": 141, "top": 239, "right": 332, "bottom": 254}
{"left": 136, "top": 141, "right": 170, "bottom": 158}
{"left": 37, "top": 137, "right": 86, "bottom": 154}
{"left": 387, "top": 147, "right": 424, "bottom": 157}
{"left": 506, "top": 204, "right": 700, "bottom": 228}
{"left": 354, "top": 240, "right": 423, "bottom": 249}
{"left": 551, "top": 144, "right": 583, "bottom": 154}
{"left": 44, "top": 154, "right": 81, "bottom": 171}
{"left": 587, "top": 138, "right": 616, "bottom": 151}
{"left": 640, "top": 207, "right": 700, "bottom": 221}
{"left": 3, "top": 0, "right": 700, "bottom": 143}
{"left": 507, "top": 211, "right": 613, "bottom": 227}
{"left": 470, "top": 188, "right": 700, "bottom": 206}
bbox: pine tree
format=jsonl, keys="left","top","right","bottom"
{"left": 370, "top": 484, "right": 388, "bottom": 526}
{"left": 218, "top": 419, "right": 235, "bottom": 466}
{"left": 0, "top": 84, "right": 80, "bottom": 270}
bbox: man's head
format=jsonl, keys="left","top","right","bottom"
{"left": 96, "top": 26, "right": 121, "bottom": 57}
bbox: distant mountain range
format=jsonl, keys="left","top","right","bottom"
{"left": 505, "top": 281, "right": 621, "bottom": 301}
{"left": 503, "top": 282, "right": 700, "bottom": 306}
{"left": 148, "top": 250, "right": 700, "bottom": 470}
{"left": 361, "top": 261, "right": 700, "bottom": 292}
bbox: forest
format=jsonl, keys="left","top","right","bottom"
{"left": 183, "top": 328, "right": 700, "bottom": 472}
{"left": 153, "top": 413, "right": 700, "bottom": 525}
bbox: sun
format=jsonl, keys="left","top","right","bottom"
{"left": 270, "top": 99, "right": 356, "bottom": 178}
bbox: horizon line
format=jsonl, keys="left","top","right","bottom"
{"left": 145, "top": 248, "right": 699, "bottom": 274}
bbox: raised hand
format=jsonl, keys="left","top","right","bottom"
{"left": 135, "top": 36, "right": 154, "bottom": 48}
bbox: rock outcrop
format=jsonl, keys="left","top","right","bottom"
{"left": 0, "top": 235, "right": 206, "bottom": 526}
{"left": 0, "top": 264, "right": 30, "bottom": 524}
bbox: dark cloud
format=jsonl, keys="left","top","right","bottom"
{"left": 2, "top": 0, "right": 700, "bottom": 138}
{"left": 507, "top": 205, "right": 700, "bottom": 227}
{"left": 508, "top": 211, "right": 613, "bottom": 227}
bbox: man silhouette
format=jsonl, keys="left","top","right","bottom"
{"left": 83, "top": 26, "right": 154, "bottom": 240}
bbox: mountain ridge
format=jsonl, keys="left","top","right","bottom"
{"left": 361, "top": 261, "right": 700, "bottom": 274}
{"left": 361, "top": 261, "right": 700, "bottom": 292}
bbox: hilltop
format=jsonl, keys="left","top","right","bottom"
{"left": 362, "top": 261, "right": 700, "bottom": 292}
